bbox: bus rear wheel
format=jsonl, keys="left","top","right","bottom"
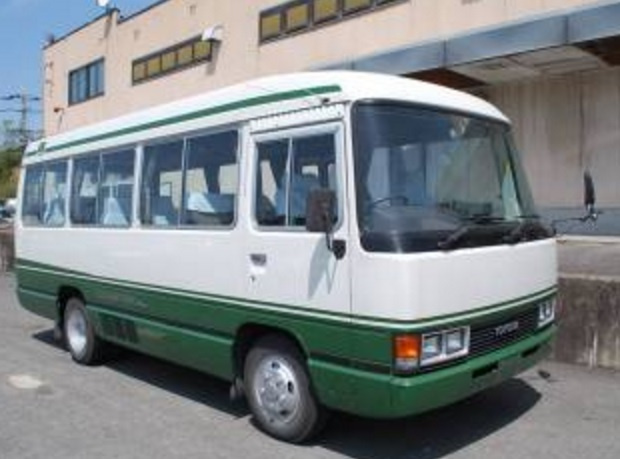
{"left": 63, "top": 297, "right": 105, "bottom": 365}
{"left": 244, "top": 335, "right": 324, "bottom": 443}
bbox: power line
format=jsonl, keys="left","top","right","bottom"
{"left": 1, "top": 92, "right": 41, "bottom": 145}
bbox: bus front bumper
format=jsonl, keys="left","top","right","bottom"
{"left": 388, "top": 325, "right": 555, "bottom": 418}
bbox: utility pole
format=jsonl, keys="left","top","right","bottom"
{"left": 0, "top": 92, "right": 41, "bottom": 146}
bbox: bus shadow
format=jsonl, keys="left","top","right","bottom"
{"left": 317, "top": 378, "right": 541, "bottom": 459}
{"left": 33, "top": 328, "right": 541, "bottom": 458}
{"left": 32, "top": 329, "right": 247, "bottom": 418}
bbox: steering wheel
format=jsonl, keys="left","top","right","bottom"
{"left": 366, "top": 195, "right": 408, "bottom": 209}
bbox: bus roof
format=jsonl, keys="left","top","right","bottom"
{"left": 25, "top": 71, "right": 508, "bottom": 159}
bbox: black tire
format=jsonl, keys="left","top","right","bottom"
{"left": 63, "top": 297, "right": 106, "bottom": 365}
{"left": 244, "top": 335, "right": 325, "bottom": 443}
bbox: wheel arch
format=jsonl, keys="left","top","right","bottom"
{"left": 56, "top": 285, "right": 85, "bottom": 323}
{"left": 233, "top": 323, "right": 309, "bottom": 379}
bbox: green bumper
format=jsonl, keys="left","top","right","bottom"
{"left": 389, "top": 325, "right": 555, "bottom": 418}
{"left": 311, "top": 325, "right": 555, "bottom": 419}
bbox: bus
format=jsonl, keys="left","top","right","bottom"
{"left": 15, "top": 71, "right": 557, "bottom": 442}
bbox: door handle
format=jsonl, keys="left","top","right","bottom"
{"left": 249, "top": 253, "right": 267, "bottom": 267}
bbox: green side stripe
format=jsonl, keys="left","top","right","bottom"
{"left": 27, "top": 85, "right": 342, "bottom": 156}
{"left": 15, "top": 258, "right": 557, "bottom": 330}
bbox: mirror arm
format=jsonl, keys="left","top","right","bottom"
{"left": 322, "top": 214, "right": 345, "bottom": 260}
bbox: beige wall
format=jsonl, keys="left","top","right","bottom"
{"left": 488, "top": 67, "right": 620, "bottom": 209}
{"left": 43, "top": 0, "right": 603, "bottom": 135}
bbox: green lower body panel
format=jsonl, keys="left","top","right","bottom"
{"left": 17, "top": 287, "right": 57, "bottom": 321}
{"left": 313, "top": 325, "right": 554, "bottom": 419}
{"left": 15, "top": 259, "right": 556, "bottom": 420}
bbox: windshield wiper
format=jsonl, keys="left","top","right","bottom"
{"left": 437, "top": 224, "right": 475, "bottom": 251}
{"left": 438, "top": 214, "right": 506, "bottom": 251}
{"left": 503, "top": 215, "right": 544, "bottom": 244}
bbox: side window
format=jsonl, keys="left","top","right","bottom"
{"left": 141, "top": 140, "right": 184, "bottom": 226}
{"left": 256, "top": 132, "right": 337, "bottom": 228}
{"left": 21, "top": 165, "right": 44, "bottom": 225}
{"left": 71, "top": 156, "right": 100, "bottom": 225}
{"left": 256, "top": 140, "right": 289, "bottom": 226}
{"left": 99, "top": 150, "right": 134, "bottom": 227}
{"left": 42, "top": 162, "right": 68, "bottom": 226}
{"left": 183, "top": 130, "right": 238, "bottom": 227}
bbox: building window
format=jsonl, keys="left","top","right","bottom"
{"left": 132, "top": 36, "right": 213, "bottom": 85}
{"left": 259, "top": 0, "right": 403, "bottom": 43}
{"left": 68, "top": 59, "right": 104, "bottom": 105}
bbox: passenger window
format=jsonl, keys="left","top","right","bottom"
{"left": 255, "top": 133, "right": 337, "bottom": 227}
{"left": 99, "top": 150, "right": 134, "bottom": 227}
{"left": 182, "top": 130, "right": 238, "bottom": 227}
{"left": 256, "top": 140, "right": 289, "bottom": 226}
{"left": 141, "top": 140, "right": 184, "bottom": 227}
{"left": 42, "top": 162, "right": 68, "bottom": 226}
{"left": 71, "top": 150, "right": 134, "bottom": 227}
{"left": 21, "top": 165, "right": 44, "bottom": 225}
{"left": 71, "top": 156, "right": 100, "bottom": 225}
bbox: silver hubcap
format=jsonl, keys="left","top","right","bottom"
{"left": 253, "top": 356, "right": 301, "bottom": 427}
{"left": 66, "top": 307, "right": 88, "bottom": 357}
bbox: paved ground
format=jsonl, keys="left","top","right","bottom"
{"left": 1, "top": 273, "right": 619, "bottom": 459}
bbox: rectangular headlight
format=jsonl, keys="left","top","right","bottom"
{"left": 420, "top": 326, "right": 470, "bottom": 367}
{"left": 538, "top": 298, "right": 556, "bottom": 328}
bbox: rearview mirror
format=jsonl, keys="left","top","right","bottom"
{"left": 584, "top": 170, "right": 596, "bottom": 211}
{"left": 583, "top": 170, "right": 599, "bottom": 222}
{"left": 306, "top": 189, "right": 345, "bottom": 260}
{"left": 306, "top": 189, "right": 336, "bottom": 233}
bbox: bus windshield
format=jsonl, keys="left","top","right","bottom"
{"left": 353, "top": 102, "right": 547, "bottom": 253}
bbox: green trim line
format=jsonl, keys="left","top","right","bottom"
{"left": 26, "top": 85, "right": 343, "bottom": 157}
{"left": 15, "top": 258, "right": 557, "bottom": 330}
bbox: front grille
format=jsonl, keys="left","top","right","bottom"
{"left": 469, "top": 307, "right": 539, "bottom": 358}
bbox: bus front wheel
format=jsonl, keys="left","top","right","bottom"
{"left": 244, "top": 335, "right": 324, "bottom": 443}
{"left": 63, "top": 297, "right": 105, "bottom": 365}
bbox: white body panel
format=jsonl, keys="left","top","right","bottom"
{"left": 18, "top": 71, "right": 554, "bottom": 326}
{"left": 350, "top": 239, "right": 557, "bottom": 323}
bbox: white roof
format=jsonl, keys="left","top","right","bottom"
{"left": 26, "top": 71, "right": 508, "bottom": 158}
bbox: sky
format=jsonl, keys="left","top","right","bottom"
{"left": 0, "top": 0, "right": 158, "bottom": 138}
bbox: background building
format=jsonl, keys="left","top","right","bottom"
{"left": 42, "top": 0, "right": 620, "bottom": 234}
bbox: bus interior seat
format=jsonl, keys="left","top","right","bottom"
{"left": 151, "top": 195, "right": 177, "bottom": 226}
{"left": 275, "top": 173, "right": 321, "bottom": 220}
{"left": 43, "top": 197, "right": 65, "bottom": 225}
{"left": 185, "top": 192, "right": 235, "bottom": 225}
{"left": 101, "top": 197, "right": 129, "bottom": 226}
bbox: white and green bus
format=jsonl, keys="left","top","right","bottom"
{"left": 16, "top": 71, "right": 557, "bottom": 442}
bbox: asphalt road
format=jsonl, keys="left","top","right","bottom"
{"left": 1, "top": 273, "right": 619, "bottom": 459}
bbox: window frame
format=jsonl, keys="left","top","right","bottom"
{"left": 21, "top": 160, "right": 70, "bottom": 228}
{"left": 139, "top": 126, "right": 241, "bottom": 231}
{"left": 259, "top": 0, "right": 405, "bottom": 44}
{"left": 69, "top": 147, "right": 136, "bottom": 229}
{"left": 68, "top": 59, "right": 105, "bottom": 106}
{"left": 132, "top": 35, "right": 213, "bottom": 85}
{"left": 251, "top": 122, "right": 344, "bottom": 233}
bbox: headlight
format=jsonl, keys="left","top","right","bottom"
{"left": 421, "top": 326, "right": 470, "bottom": 366}
{"left": 394, "top": 326, "right": 470, "bottom": 373}
{"left": 538, "top": 298, "right": 556, "bottom": 328}
{"left": 422, "top": 333, "right": 443, "bottom": 360}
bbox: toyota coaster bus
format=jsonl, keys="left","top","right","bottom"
{"left": 15, "top": 71, "right": 557, "bottom": 442}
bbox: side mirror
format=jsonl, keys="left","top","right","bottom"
{"left": 306, "top": 188, "right": 336, "bottom": 233}
{"left": 306, "top": 189, "right": 345, "bottom": 260}
{"left": 583, "top": 171, "right": 599, "bottom": 222}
